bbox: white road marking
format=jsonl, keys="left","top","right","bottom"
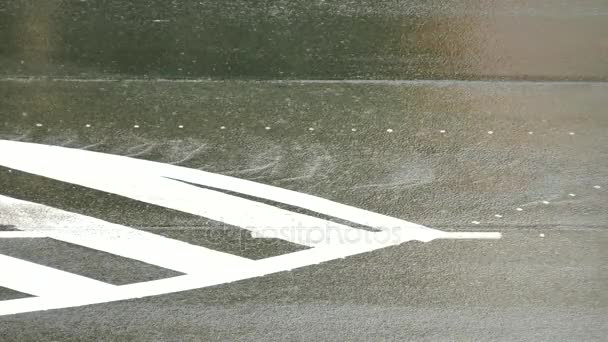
{"left": 441, "top": 232, "right": 500, "bottom": 239}
{"left": 0, "top": 195, "right": 253, "bottom": 275}
{"left": 0, "top": 171, "right": 379, "bottom": 248}
{"left": 0, "top": 140, "right": 468, "bottom": 244}
{"left": 0, "top": 139, "right": 500, "bottom": 316}
{"left": 0, "top": 254, "right": 117, "bottom": 298}
{"left": 0, "top": 231, "right": 46, "bottom": 238}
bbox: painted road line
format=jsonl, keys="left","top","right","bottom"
{"left": 0, "top": 140, "right": 500, "bottom": 317}
{"left": 0, "top": 254, "right": 117, "bottom": 298}
{"left": 0, "top": 195, "right": 500, "bottom": 317}
{"left": 0, "top": 231, "right": 46, "bottom": 238}
{"left": 0, "top": 195, "right": 254, "bottom": 275}
{"left": 0, "top": 225, "right": 503, "bottom": 317}
{"left": 0, "top": 140, "right": 445, "bottom": 246}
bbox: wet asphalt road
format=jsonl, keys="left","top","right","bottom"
{"left": 1, "top": 1, "right": 607, "bottom": 341}
{"left": 1, "top": 0, "right": 607, "bottom": 81}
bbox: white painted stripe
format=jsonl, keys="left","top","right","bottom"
{"left": 0, "top": 231, "right": 46, "bottom": 238}
{"left": 0, "top": 140, "right": 502, "bottom": 317}
{"left": 0, "top": 140, "right": 452, "bottom": 245}
{"left": 0, "top": 228, "right": 496, "bottom": 316}
{"left": 0, "top": 229, "right": 503, "bottom": 316}
{"left": 0, "top": 298, "right": 51, "bottom": 316}
{"left": 441, "top": 232, "right": 502, "bottom": 239}
{"left": 0, "top": 195, "right": 254, "bottom": 275}
{"left": 0, "top": 254, "right": 116, "bottom": 298}
{"left": 0, "top": 140, "right": 423, "bottom": 246}
{"left": 170, "top": 166, "right": 440, "bottom": 238}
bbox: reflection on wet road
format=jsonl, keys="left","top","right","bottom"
{"left": 1, "top": 1, "right": 607, "bottom": 80}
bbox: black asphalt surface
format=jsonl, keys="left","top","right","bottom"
{"left": 1, "top": 1, "right": 607, "bottom": 341}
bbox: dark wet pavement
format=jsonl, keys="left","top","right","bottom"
{"left": 1, "top": 1, "right": 607, "bottom": 80}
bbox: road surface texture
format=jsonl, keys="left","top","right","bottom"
{"left": 0, "top": 1, "right": 607, "bottom": 341}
